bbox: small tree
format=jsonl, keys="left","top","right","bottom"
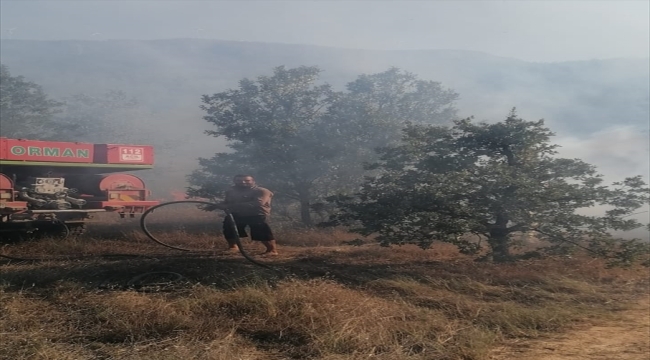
{"left": 0, "top": 64, "right": 63, "bottom": 139}
{"left": 327, "top": 110, "right": 650, "bottom": 263}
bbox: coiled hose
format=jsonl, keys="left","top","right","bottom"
{"left": 139, "top": 200, "right": 277, "bottom": 271}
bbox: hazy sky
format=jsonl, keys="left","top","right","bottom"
{"left": 1, "top": 1, "right": 648, "bottom": 62}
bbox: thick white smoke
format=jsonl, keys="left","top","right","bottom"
{"left": 555, "top": 126, "right": 650, "bottom": 240}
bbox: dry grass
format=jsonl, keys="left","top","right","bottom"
{"left": 1, "top": 215, "right": 649, "bottom": 360}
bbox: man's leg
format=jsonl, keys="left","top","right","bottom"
{"left": 227, "top": 239, "right": 239, "bottom": 251}
{"left": 223, "top": 216, "right": 247, "bottom": 251}
{"left": 249, "top": 216, "right": 278, "bottom": 255}
{"left": 262, "top": 240, "right": 278, "bottom": 255}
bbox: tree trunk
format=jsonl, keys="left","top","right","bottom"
{"left": 488, "top": 213, "right": 511, "bottom": 262}
{"left": 488, "top": 234, "right": 511, "bottom": 262}
{"left": 298, "top": 188, "right": 313, "bottom": 226}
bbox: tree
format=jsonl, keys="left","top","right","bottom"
{"left": 188, "top": 66, "right": 459, "bottom": 225}
{"left": 326, "top": 110, "right": 650, "bottom": 264}
{"left": 0, "top": 65, "right": 146, "bottom": 144}
{"left": 326, "top": 66, "right": 459, "bottom": 149}
{"left": 189, "top": 66, "right": 337, "bottom": 225}
{"left": 311, "top": 67, "right": 460, "bottom": 204}
{"left": 0, "top": 64, "right": 63, "bottom": 139}
{"left": 55, "top": 90, "right": 144, "bottom": 143}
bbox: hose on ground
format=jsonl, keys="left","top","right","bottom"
{"left": 139, "top": 200, "right": 279, "bottom": 272}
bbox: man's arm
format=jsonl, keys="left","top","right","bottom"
{"left": 203, "top": 190, "right": 230, "bottom": 211}
{"left": 226, "top": 189, "right": 272, "bottom": 213}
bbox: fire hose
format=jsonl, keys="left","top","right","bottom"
{"left": 139, "top": 200, "right": 278, "bottom": 272}
{"left": 2, "top": 201, "right": 279, "bottom": 275}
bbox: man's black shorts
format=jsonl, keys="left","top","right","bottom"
{"left": 223, "top": 215, "right": 275, "bottom": 242}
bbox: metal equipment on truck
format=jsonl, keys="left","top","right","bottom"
{"left": 0, "top": 137, "right": 159, "bottom": 238}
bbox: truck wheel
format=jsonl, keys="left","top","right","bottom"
{"left": 38, "top": 222, "right": 70, "bottom": 239}
{"left": 67, "top": 224, "right": 87, "bottom": 237}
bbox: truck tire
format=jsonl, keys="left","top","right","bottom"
{"left": 67, "top": 224, "right": 87, "bottom": 237}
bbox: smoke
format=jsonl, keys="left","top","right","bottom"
{"left": 1, "top": 1, "right": 647, "bottom": 62}
{"left": 556, "top": 126, "right": 650, "bottom": 240}
{"left": 556, "top": 125, "right": 649, "bottom": 183}
{"left": 1, "top": 39, "right": 647, "bottom": 238}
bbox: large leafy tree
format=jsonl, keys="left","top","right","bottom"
{"left": 327, "top": 110, "right": 650, "bottom": 263}
{"left": 188, "top": 66, "right": 458, "bottom": 225}
{"left": 0, "top": 64, "right": 63, "bottom": 139}
{"left": 325, "top": 66, "right": 459, "bottom": 150}
{"left": 189, "top": 66, "right": 338, "bottom": 225}
{"left": 313, "top": 67, "right": 459, "bottom": 202}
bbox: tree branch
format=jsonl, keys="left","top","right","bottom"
{"left": 532, "top": 228, "right": 601, "bottom": 256}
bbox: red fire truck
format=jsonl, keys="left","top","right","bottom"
{"left": 0, "top": 137, "right": 159, "bottom": 238}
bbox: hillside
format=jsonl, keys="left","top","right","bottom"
{"left": 1, "top": 39, "right": 647, "bottom": 132}
{"left": 0, "top": 39, "right": 648, "bottom": 194}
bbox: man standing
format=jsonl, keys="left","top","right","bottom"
{"left": 213, "top": 175, "right": 278, "bottom": 255}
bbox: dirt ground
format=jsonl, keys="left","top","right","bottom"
{"left": 491, "top": 297, "right": 650, "bottom": 360}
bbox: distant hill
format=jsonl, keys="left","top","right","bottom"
{"left": 1, "top": 39, "right": 648, "bottom": 194}
{"left": 1, "top": 39, "right": 647, "bottom": 133}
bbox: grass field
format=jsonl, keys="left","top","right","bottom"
{"left": 1, "top": 210, "right": 648, "bottom": 360}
